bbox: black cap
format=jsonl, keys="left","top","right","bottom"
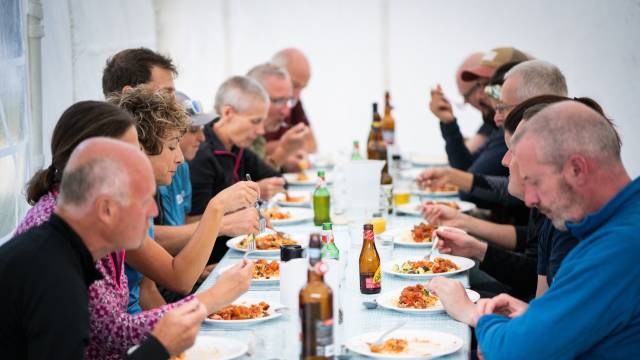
{"left": 280, "top": 244, "right": 304, "bottom": 262}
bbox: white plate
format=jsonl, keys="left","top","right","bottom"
{"left": 346, "top": 329, "right": 463, "bottom": 359}
{"left": 410, "top": 154, "right": 448, "bottom": 167}
{"left": 382, "top": 254, "right": 476, "bottom": 280}
{"left": 181, "top": 335, "right": 247, "bottom": 360}
{"left": 268, "top": 207, "right": 314, "bottom": 226}
{"left": 396, "top": 201, "right": 476, "bottom": 216}
{"left": 283, "top": 171, "right": 332, "bottom": 186}
{"left": 226, "top": 230, "right": 304, "bottom": 255}
{"left": 411, "top": 189, "right": 458, "bottom": 198}
{"left": 376, "top": 288, "right": 480, "bottom": 315}
{"left": 275, "top": 191, "right": 311, "bottom": 208}
{"left": 219, "top": 260, "right": 280, "bottom": 284}
{"left": 379, "top": 225, "right": 433, "bottom": 247}
{"left": 204, "top": 299, "right": 284, "bottom": 327}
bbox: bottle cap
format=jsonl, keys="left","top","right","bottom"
{"left": 317, "top": 170, "right": 325, "bottom": 177}
{"left": 280, "top": 244, "right": 304, "bottom": 262}
{"left": 322, "top": 223, "right": 332, "bottom": 230}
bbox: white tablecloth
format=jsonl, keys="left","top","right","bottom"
{"left": 196, "top": 205, "right": 474, "bottom": 359}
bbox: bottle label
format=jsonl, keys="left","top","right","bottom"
{"left": 300, "top": 303, "right": 334, "bottom": 357}
{"left": 360, "top": 271, "right": 381, "bottom": 293}
{"left": 382, "top": 130, "right": 395, "bottom": 144}
{"left": 380, "top": 184, "right": 393, "bottom": 214}
{"left": 315, "top": 318, "right": 334, "bottom": 356}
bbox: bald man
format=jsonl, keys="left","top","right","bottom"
{"left": 268, "top": 48, "right": 317, "bottom": 154}
{"left": 427, "top": 101, "right": 640, "bottom": 359}
{"left": 0, "top": 138, "right": 206, "bottom": 359}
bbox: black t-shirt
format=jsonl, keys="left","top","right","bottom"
{"left": 0, "top": 214, "right": 102, "bottom": 359}
{"left": 188, "top": 118, "right": 281, "bottom": 263}
{"left": 537, "top": 218, "right": 580, "bottom": 286}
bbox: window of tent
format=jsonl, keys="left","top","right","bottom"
{"left": 0, "top": 0, "right": 29, "bottom": 244}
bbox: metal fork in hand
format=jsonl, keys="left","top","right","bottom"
{"left": 245, "top": 174, "right": 259, "bottom": 258}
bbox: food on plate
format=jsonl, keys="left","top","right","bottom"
{"left": 296, "top": 172, "right": 309, "bottom": 181}
{"left": 237, "top": 233, "right": 298, "bottom": 250}
{"left": 264, "top": 207, "right": 292, "bottom": 220}
{"left": 284, "top": 192, "right": 306, "bottom": 203}
{"left": 411, "top": 223, "right": 435, "bottom": 243}
{"left": 423, "top": 200, "right": 460, "bottom": 210}
{"left": 368, "top": 338, "right": 408, "bottom": 354}
{"left": 392, "top": 257, "right": 460, "bottom": 274}
{"left": 208, "top": 301, "right": 270, "bottom": 320}
{"left": 397, "top": 284, "right": 439, "bottom": 309}
{"left": 253, "top": 259, "right": 280, "bottom": 279}
{"left": 421, "top": 183, "right": 458, "bottom": 193}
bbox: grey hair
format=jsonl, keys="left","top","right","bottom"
{"left": 504, "top": 60, "right": 568, "bottom": 102}
{"left": 57, "top": 158, "right": 130, "bottom": 212}
{"left": 516, "top": 101, "right": 621, "bottom": 170}
{"left": 213, "top": 75, "right": 269, "bottom": 114}
{"left": 246, "top": 62, "right": 290, "bottom": 86}
{"left": 271, "top": 51, "right": 291, "bottom": 68}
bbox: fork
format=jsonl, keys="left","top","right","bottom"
{"left": 370, "top": 321, "right": 406, "bottom": 347}
{"left": 245, "top": 174, "right": 258, "bottom": 258}
{"left": 427, "top": 230, "right": 440, "bottom": 261}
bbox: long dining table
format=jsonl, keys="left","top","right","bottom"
{"left": 196, "top": 174, "right": 473, "bottom": 359}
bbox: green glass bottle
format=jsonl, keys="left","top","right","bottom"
{"left": 313, "top": 171, "right": 331, "bottom": 226}
{"left": 321, "top": 223, "right": 339, "bottom": 260}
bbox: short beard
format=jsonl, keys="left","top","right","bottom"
{"left": 545, "top": 179, "right": 583, "bottom": 231}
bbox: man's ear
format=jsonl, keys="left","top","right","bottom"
{"left": 121, "top": 85, "right": 133, "bottom": 94}
{"left": 222, "top": 104, "right": 235, "bottom": 119}
{"left": 95, "top": 196, "right": 117, "bottom": 226}
{"left": 564, "top": 154, "right": 589, "bottom": 187}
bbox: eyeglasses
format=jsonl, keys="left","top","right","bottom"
{"left": 455, "top": 80, "right": 488, "bottom": 110}
{"left": 181, "top": 99, "right": 204, "bottom": 115}
{"left": 495, "top": 102, "right": 517, "bottom": 114}
{"left": 270, "top": 96, "right": 297, "bottom": 108}
{"left": 484, "top": 84, "right": 501, "bottom": 100}
{"left": 188, "top": 124, "right": 204, "bottom": 133}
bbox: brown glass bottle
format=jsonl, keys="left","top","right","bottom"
{"left": 367, "top": 103, "right": 382, "bottom": 147}
{"left": 359, "top": 224, "right": 381, "bottom": 294}
{"left": 382, "top": 91, "right": 395, "bottom": 145}
{"left": 300, "top": 233, "right": 334, "bottom": 359}
{"left": 367, "top": 116, "right": 393, "bottom": 213}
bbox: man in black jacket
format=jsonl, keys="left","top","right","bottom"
{"left": 0, "top": 138, "right": 205, "bottom": 359}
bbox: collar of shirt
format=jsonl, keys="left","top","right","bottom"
{"left": 205, "top": 117, "right": 245, "bottom": 183}
{"left": 48, "top": 213, "right": 103, "bottom": 286}
{"left": 567, "top": 177, "right": 640, "bottom": 241}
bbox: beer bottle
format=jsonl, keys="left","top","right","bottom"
{"left": 313, "top": 171, "right": 331, "bottom": 226}
{"left": 382, "top": 91, "right": 395, "bottom": 144}
{"left": 367, "top": 117, "right": 393, "bottom": 214}
{"left": 367, "top": 103, "right": 382, "bottom": 146}
{"left": 321, "top": 223, "right": 339, "bottom": 260}
{"left": 359, "top": 224, "right": 381, "bottom": 294}
{"left": 300, "top": 233, "right": 334, "bottom": 359}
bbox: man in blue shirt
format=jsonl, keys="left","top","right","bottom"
{"left": 428, "top": 101, "right": 639, "bottom": 359}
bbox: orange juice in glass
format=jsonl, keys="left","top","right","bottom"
{"left": 371, "top": 217, "right": 387, "bottom": 234}
{"left": 393, "top": 188, "right": 411, "bottom": 206}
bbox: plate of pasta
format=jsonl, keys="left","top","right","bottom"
{"left": 379, "top": 223, "right": 437, "bottom": 247}
{"left": 226, "top": 230, "right": 303, "bottom": 255}
{"left": 219, "top": 259, "right": 280, "bottom": 284}
{"left": 283, "top": 171, "right": 333, "bottom": 186}
{"left": 376, "top": 284, "right": 480, "bottom": 314}
{"left": 382, "top": 255, "right": 475, "bottom": 279}
{"left": 264, "top": 207, "right": 314, "bottom": 225}
{"left": 345, "top": 329, "right": 463, "bottom": 359}
{"left": 275, "top": 190, "right": 311, "bottom": 207}
{"left": 169, "top": 335, "right": 247, "bottom": 360}
{"left": 412, "top": 183, "right": 459, "bottom": 197}
{"left": 204, "top": 299, "right": 284, "bottom": 327}
{"left": 396, "top": 201, "right": 476, "bottom": 216}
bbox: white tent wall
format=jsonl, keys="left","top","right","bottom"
{"left": 154, "top": 0, "right": 640, "bottom": 176}
{"left": 41, "top": 0, "right": 157, "bottom": 163}
{"left": 37, "top": 0, "right": 640, "bottom": 173}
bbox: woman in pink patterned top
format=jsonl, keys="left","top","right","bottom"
{"left": 15, "top": 101, "right": 191, "bottom": 359}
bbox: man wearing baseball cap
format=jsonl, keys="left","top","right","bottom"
{"left": 429, "top": 47, "right": 529, "bottom": 177}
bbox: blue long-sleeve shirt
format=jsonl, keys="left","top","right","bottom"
{"left": 475, "top": 177, "right": 640, "bottom": 359}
